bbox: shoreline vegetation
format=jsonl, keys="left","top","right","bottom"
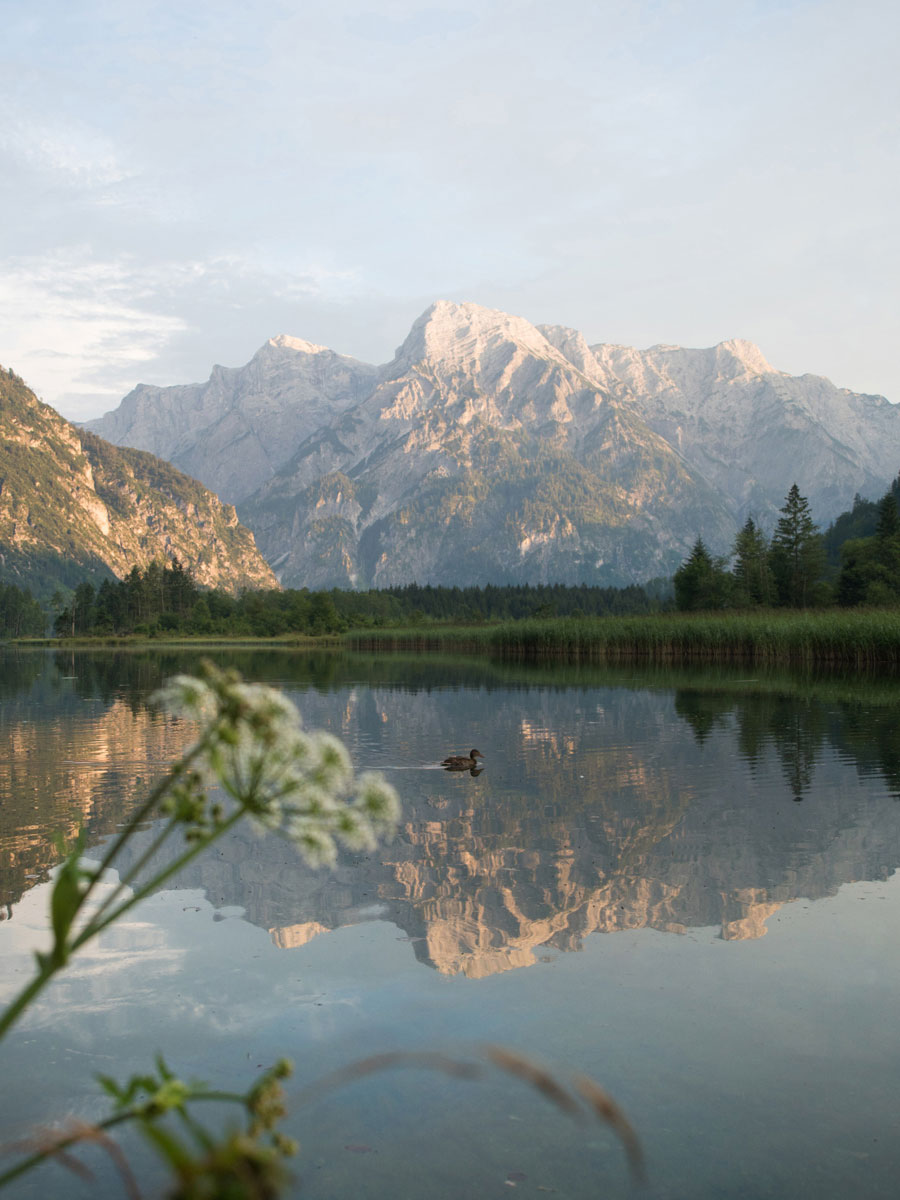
{"left": 18, "top": 633, "right": 342, "bottom": 648}
{"left": 16, "top": 608, "right": 900, "bottom": 665}
{"left": 348, "top": 609, "right": 900, "bottom": 664}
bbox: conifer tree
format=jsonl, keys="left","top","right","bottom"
{"left": 837, "top": 478, "right": 900, "bottom": 606}
{"left": 769, "top": 485, "right": 825, "bottom": 607}
{"left": 731, "top": 517, "right": 775, "bottom": 606}
{"left": 673, "top": 538, "right": 731, "bottom": 610}
{"left": 876, "top": 491, "right": 900, "bottom": 541}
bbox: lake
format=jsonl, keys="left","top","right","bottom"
{"left": 1, "top": 647, "right": 899, "bottom": 1198}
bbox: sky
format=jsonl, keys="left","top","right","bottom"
{"left": 1, "top": 0, "right": 897, "bottom": 422}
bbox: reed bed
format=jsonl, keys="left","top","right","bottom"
{"left": 347, "top": 609, "right": 900, "bottom": 665}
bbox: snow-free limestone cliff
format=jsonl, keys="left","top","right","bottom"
{"left": 0, "top": 367, "right": 276, "bottom": 595}
{"left": 87, "top": 336, "right": 377, "bottom": 505}
{"left": 88, "top": 301, "right": 900, "bottom": 589}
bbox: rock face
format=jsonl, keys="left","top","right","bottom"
{"left": 541, "top": 330, "right": 900, "bottom": 526}
{"left": 241, "top": 302, "right": 732, "bottom": 587}
{"left": 89, "top": 301, "right": 900, "bottom": 589}
{"left": 87, "top": 336, "right": 377, "bottom": 504}
{"left": 0, "top": 367, "right": 277, "bottom": 595}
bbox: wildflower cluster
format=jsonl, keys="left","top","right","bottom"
{"left": 153, "top": 664, "right": 400, "bottom": 867}
{"left": 0, "top": 664, "right": 402, "bottom": 1196}
{"left": 97, "top": 1057, "right": 298, "bottom": 1200}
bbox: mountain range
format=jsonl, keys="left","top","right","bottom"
{"left": 0, "top": 367, "right": 276, "bottom": 598}
{"left": 85, "top": 301, "right": 900, "bottom": 590}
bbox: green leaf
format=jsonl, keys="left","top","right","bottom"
{"left": 96, "top": 1074, "right": 126, "bottom": 1103}
{"left": 136, "top": 1119, "right": 193, "bottom": 1171}
{"left": 49, "top": 863, "right": 81, "bottom": 960}
{"left": 46, "top": 830, "right": 91, "bottom": 963}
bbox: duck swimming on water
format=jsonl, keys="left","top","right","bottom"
{"left": 441, "top": 749, "right": 484, "bottom": 768}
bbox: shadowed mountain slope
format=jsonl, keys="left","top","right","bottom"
{"left": 0, "top": 367, "right": 276, "bottom": 597}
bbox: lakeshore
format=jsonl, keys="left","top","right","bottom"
{"left": 346, "top": 609, "right": 900, "bottom": 664}
{"left": 22, "top": 608, "right": 900, "bottom": 665}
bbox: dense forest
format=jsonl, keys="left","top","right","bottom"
{"left": 674, "top": 478, "right": 900, "bottom": 611}
{"left": 47, "top": 564, "right": 662, "bottom": 638}
{"left": 0, "top": 582, "right": 46, "bottom": 638}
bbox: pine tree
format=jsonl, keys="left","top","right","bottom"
{"left": 876, "top": 491, "right": 900, "bottom": 541}
{"left": 769, "top": 485, "right": 825, "bottom": 607}
{"left": 731, "top": 517, "right": 775, "bottom": 606}
{"left": 674, "top": 538, "right": 731, "bottom": 610}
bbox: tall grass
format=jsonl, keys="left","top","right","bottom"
{"left": 347, "top": 609, "right": 900, "bottom": 665}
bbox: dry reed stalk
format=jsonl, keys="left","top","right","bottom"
{"left": 298, "top": 1044, "right": 646, "bottom": 1185}
{"left": 8, "top": 1119, "right": 142, "bottom": 1200}
{"left": 572, "top": 1073, "right": 646, "bottom": 1183}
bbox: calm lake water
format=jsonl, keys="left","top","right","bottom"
{"left": 1, "top": 647, "right": 899, "bottom": 1198}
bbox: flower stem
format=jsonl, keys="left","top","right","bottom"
{"left": 79, "top": 732, "right": 215, "bottom": 912}
{"left": 0, "top": 1090, "right": 248, "bottom": 1189}
{"left": 72, "top": 808, "right": 245, "bottom": 948}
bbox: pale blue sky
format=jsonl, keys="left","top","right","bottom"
{"left": 1, "top": 0, "right": 897, "bottom": 420}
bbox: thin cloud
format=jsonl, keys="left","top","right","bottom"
{"left": 1, "top": 0, "right": 897, "bottom": 413}
{"left": 0, "top": 250, "right": 189, "bottom": 418}
{"left": 0, "top": 109, "right": 135, "bottom": 190}
{"left": 0, "top": 248, "right": 368, "bottom": 419}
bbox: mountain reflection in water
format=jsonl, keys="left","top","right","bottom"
{"left": 2, "top": 649, "right": 899, "bottom": 981}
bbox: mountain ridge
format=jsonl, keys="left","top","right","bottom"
{"left": 238, "top": 302, "right": 734, "bottom": 587}
{"left": 85, "top": 301, "right": 900, "bottom": 590}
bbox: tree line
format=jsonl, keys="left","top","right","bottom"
{"left": 674, "top": 479, "right": 900, "bottom": 610}
{"left": 0, "top": 582, "right": 46, "bottom": 638}
{"left": 50, "top": 563, "right": 662, "bottom": 638}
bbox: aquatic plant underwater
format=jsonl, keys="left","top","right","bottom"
{"left": 0, "top": 663, "right": 642, "bottom": 1198}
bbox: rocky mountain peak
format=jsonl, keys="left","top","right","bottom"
{"left": 391, "top": 300, "right": 565, "bottom": 376}
{"left": 83, "top": 302, "right": 900, "bottom": 593}
{"left": 87, "top": 332, "right": 378, "bottom": 504}
{"left": 0, "top": 367, "right": 276, "bottom": 596}
{"left": 264, "top": 333, "right": 333, "bottom": 356}
{"left": 713, "top": 338, "right": 776, "bottom": 377}
{"left": 589, "top": 336, "right": 778, "bottom": 397}
{"left": 537, "top": 324, "right": 607, "bottom": 384}
{"left": 639, "top": 337, "right": 776, "bottom": 383}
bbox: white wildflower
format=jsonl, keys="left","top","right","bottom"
{"left": 229, "top": 683, "right": 302, "bottom": 733}
{"left": 333, "top": 806, "right": 378, "bottom": 852}
{"left": 291, "top": 784, "right": 340, "bottom": 820}
{"left": 152, "top": 676, "right": 217, "bottom": 722}
{"left": 152, "top": 667, "right": 401, "bottom": 868}
{"left": 354, "top": 772, "right": 401, "bottom": 832}
{"left": 288, "top": 821, "right": 338, "bottom": 869}
{"left": 309, "top": 733, "right": 354, "bottom": 791}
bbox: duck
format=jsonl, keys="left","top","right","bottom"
{"left": 441, "top": 749, "right": 484, "bottom": 768}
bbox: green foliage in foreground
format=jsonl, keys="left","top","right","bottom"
{"left": 0, "top": 664, "right": 400, "bottom": 1196}
{"left": 0, "top": 664, "right": 646, "bottom": 1195}
{"left": 348, "top": 608, "right": 900, "bottom": 664}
